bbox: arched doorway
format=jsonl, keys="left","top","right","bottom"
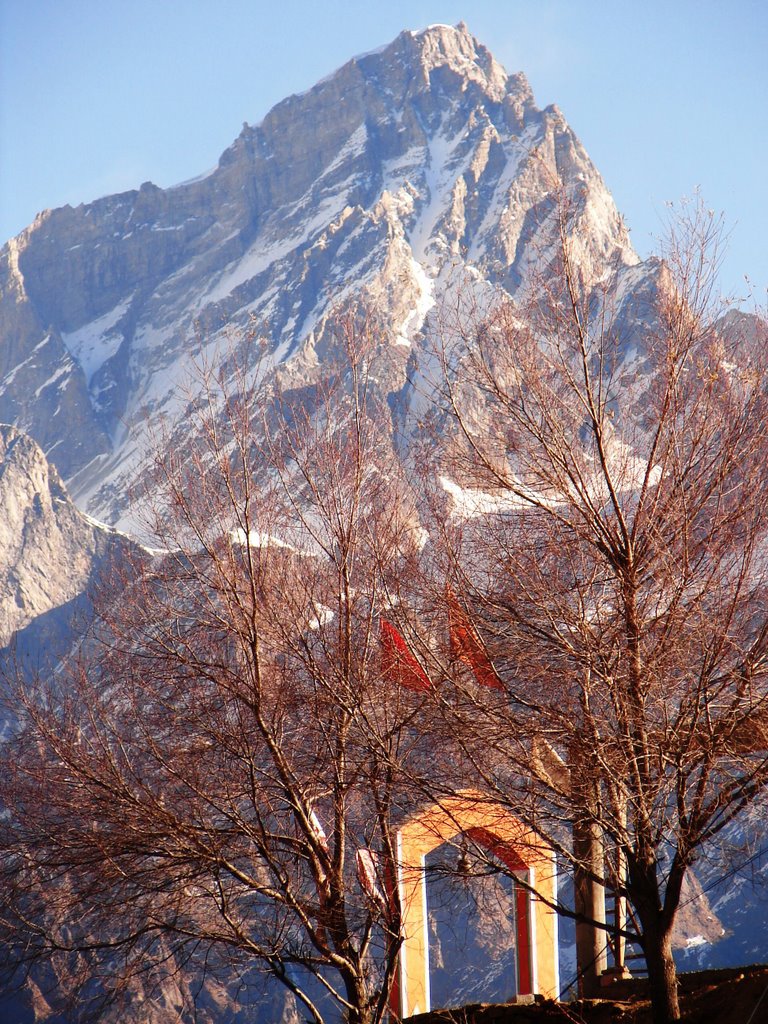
{"left": 424, "top": 839, "right": 521, "bottom": 1007}
{"left": 390, "top": 793, "right": 559, "bottom": 1018}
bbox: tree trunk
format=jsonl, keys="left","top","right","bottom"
{"left": 342, "top": 967, "right": 373, "bottom": 1024}
{"left": 643, "top": 926, "right": 680, "bottom": 1023}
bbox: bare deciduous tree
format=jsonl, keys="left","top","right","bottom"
{"left": 424, "top": 200, "right": 768, "bottom": 1023}
{"left": 0, "top": 317, "right": 430, "bottom": 1024}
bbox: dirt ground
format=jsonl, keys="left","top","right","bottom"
{"left": 406, "top": 965, "right": 768, "bottom": 1023}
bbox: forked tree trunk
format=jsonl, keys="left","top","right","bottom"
{"left": 342, "top": 967, "right": 374, "bottom": 1024}
{"left": 643, "top": 925, "right": 680, "bottom": 1023}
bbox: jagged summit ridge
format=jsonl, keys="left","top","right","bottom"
{"left": 0, "top": 23, "right": 640, "bottom": 531}
{"left": 405, "top": 21, "right": 513, "bottom": 97}
{"left": 231, "top": 22, "right": 527, "bottom": 150}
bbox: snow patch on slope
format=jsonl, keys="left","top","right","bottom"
{"left": 407, "top": 121, "right": 467, "bottom": 260}
{"left": 201, "top": 193, "right": 352, "bottom": 306}
{"left": 61, "top": 296, "right": 131, "bottom": 384}
{"left": 395, "top": 256, "right": 436, "bottom": 346}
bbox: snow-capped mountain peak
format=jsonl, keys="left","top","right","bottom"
{"left": 1, "top": 24, "right": 638, "bottom": 532}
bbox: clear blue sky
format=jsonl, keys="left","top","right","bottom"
{"left": 1, "top": 1, "right": 766, "bottom": 299}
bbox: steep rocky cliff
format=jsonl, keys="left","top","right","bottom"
{"left": 0, "top": 423, "right": 124, "bottom": 651}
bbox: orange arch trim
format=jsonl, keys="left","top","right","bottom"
{"left": 389, "top": 792, "right": 559, "bottom": 1018}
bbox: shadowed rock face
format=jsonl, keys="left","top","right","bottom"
{"left": 0, "top": 23, "right": 640, "bottom": 532}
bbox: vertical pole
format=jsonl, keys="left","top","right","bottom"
{"left": 572, "top": 767, "right": 607, "bottom": 999}
{"left": 613, "top": 844, "right": 627, "bottom": 972}
{"left": 573, "top": 818, "right": 607, "bottom": 995}
{"left": 604, "top": 798, "right": 631, "bottom": 983}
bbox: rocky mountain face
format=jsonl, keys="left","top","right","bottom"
{"left": 0, "top": 423, "right": 127, "bottom": 660}
{"left": 0, "top": 20, "right": 765, "bottom": 1023}
{"left": 0, "top": 22, "right": 640, "bottom": 533}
